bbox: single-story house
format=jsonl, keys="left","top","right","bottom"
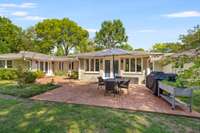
{"left": 0, "top": 48, "right": 167, "bottom": 84}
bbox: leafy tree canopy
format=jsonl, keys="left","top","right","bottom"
{"left": 35, "top": 18, "right": 89, "bottom": 55}
{"left": 151, "top": 42, "right": 183, "bottom": 53}
{"left": 0, "top": 17, "right": 24, "bottom": 53}
{"left": 134, "top": 48, "right": 145, "bottom": 51}
{"left": 95, "top": 19, "right": 128, "bottom": 50}
{"left": 117, "top": 43, "right": 133, "bottom": 51}
{"left": 180, "top": 25, "right": 200, "bottom": 50}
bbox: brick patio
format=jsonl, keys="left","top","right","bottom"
{"left": 32, "top": 77, "right": 200, "bottom": 118}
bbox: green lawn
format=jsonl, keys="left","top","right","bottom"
{"left": 0, "top": 80, "right": 59, "bottom": 98}
{"left": 0, "top": 97, "right": 200, "bottom": 133}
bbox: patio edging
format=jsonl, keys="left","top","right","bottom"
{"left": 30, "top": 97, "right": 200, "bottom": 119}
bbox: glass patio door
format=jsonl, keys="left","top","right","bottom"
{"left": 104, "top": 60, "right": 110, "bottom": 78}
{"left": 113, "top": 60, "right": 119, "bottom": 76}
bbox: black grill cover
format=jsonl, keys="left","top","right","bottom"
{"left": 146, "top": 71, "right": 177, "bottom": 96}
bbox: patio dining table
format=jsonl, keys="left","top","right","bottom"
{"left": 104, "top": 78, "right": 127, "bottom": 86}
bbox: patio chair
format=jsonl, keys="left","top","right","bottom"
{"left": 118, "top": 80, "right": 130, "bottom": 94}
{"left": 104, "top": 80, "right": 119, "bottom": 97}
{"left": 115, "top": 76, "right": 123, "bottom": 79}
{"left": 97, "top": 76, "right": 104, "bottom": 89}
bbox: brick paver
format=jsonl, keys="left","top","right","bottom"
{"left": 32, "top": 77, "right": 200, "bottom": 118}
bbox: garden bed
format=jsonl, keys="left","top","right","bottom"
{"left": 0, "top": 80, "right": 59, "bottom": 98}
{"left": 158, "top": 81, "right": 193, "bottom": 112}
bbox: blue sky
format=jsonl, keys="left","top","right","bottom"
{"left": 0, "top": 0, "right": 200, "bottom": 49}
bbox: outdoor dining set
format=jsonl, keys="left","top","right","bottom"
{"left": 97, "top": 76, "right": 130, "bottom": 96}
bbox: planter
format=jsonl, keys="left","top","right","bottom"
{"left": 158, "top": 81, "right": 193, "bottom": 112}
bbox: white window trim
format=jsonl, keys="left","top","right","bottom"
{"left": 124, "top": 57, "right": 143, "bottom": 73}
{"left": 85, "top": 58, "right": 100, "bottom": 72}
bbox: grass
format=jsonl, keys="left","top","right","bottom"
{"left": 0, "top": 97, "right": 200, "bottom": 133}
{"left": 0, "top": 80, "right": 59, "bottom": 98}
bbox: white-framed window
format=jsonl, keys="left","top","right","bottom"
{"left": 59, "top": 62, "right": 64, "bottom": 71}
{"left": 95, "top": 59, "right": 99, "bottom": 71}
{"left": 7, "top": 60, "right": 13, "bottom": 68}
{"left": 85, "top": 59, "right": 100, "bottom": 72}
{"left": 86, "top": 59, "right": 89, "bottom": 71}
{"left": 130, "top": 58, "right": 135, "bottom": 72}
{"left": 136, "top": 58, "right": 142, "bottom": 72}
{"left": 124, "top": 58, "right": 143, "bottom": 72}
{"left": 125, "top": 58, "right": 129, "bottom": 72}
{"left": 0, "top": 60, "right": 5, "bottom": 68}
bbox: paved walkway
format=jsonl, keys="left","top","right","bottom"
{"left": 32, "top": 77, "right": 200, "bottom": 118}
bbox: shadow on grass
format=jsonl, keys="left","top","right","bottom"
{"left": 0, "top": 98, "right": 200, "bottom": 133}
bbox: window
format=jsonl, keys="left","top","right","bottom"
{"left": 59, "top": 62, "right": 64, "bottom": 71}
{"left": 131, "top": 58, "right": 135, "bottom": 72}
{"left": 136, "top": 58, "right": 142, "bottom": 72}
{"left": 0, "top": 60, "right": 5, "bottom": 68}
{"left": 40, "top": 62, "right": 44, "bottom": 71}
{"left": 90, "top": 59, "right": 94, "bottom": 71}
{"left": 95, "top": 59, "right": 99, "bottom": 71}
{"left": 7, "top": 60, "right": 12, "bottom": 68}
{"left": 125, "top": 59, "right": 129, "bottom": 72}
{"left": 71, "top": 62, "right": 74, "bottom": 70}
{"left": 86, "top": 59, "right": 89, "bottom": 71}
{"left": 85, "top": 59, "right": 100, "bottom": 72}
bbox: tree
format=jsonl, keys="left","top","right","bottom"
{"left": 134, "top": 48, "right": 145, "bottom": 51}
{"left": 0, "top": 17, "right": 24, "bottom": 53}
{"left": 180, "top": 25, "right": 200, "bottom": 50}
{"left": 117, "top": 43, "right": 133, "bottom": 51}
{"left": 95, "top": 19, "right": 128, "bottom": 49}
{"left": 35, "top": 18, "right": 89, "bottom": 55}
{"left": 151, "top": 42, "right": 183, "bottom": 53}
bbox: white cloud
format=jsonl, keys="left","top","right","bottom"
{"left": 164, "top": 11, "right": 200, "bottom": 18}
{"left": 11, "top": 11, "right": 45, "bottom": 21}
{"left": 0, "top": 3, "right": 37, "bottom": 8}
{"left": 24, "top": 15, "right": 45, "bottom": 21}
{"left": 12, "top": 11, "right": 28, "bottom": 17}
{"left": 85, "top": 28, "right": 98, "bottom": 33}
{"left": 138, "top": 29, "right": 156, "bottom": 33}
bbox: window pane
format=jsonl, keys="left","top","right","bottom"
{"left": 131, "top": 58, "right": 135, "bottom": 72}
{"left": 90, "top": 59, "right": 94, "bottom": 71}
{"left": 86, "top": 59, "right": 89, "bottom": 71}
{"left": 125, "top": 59, "right": 129, "bottom": 72}
{"left": 72, "top": 62, "right": 74, "bottom": 70}
{"left": 7, "top": 60, "right": 12, "bottom": 68}
{"left": 136, "top": 58, "right": 142, "bottom": 72}
{"left": 95, "top": 59, "right": 99, "bottom": 71}
{"left": 0, "top": 60, "right": 5, "bottom": 68}
{"left": 40, "top": 62, "right": 44, "bottom": 71}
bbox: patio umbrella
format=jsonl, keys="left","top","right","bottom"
{"left": 95, "top": 48, "right": 130, "bottom": 79}
{"left": 76, "top": 48, "right": 131, "bottom": 78}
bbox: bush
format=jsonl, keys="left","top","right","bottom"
{"left": 0, "top": 68, "right": 18, "bottom": 80}
{"left": 17, "top": 71, "right": 37, "bottom": 85}
{"left": 33, "top": 70, "right": 45, "bottom": 78}
{"left": 70, "top": 71, "right": 78, "bottom": 79}
{"left": 24, "top": 71, "right": 37, "bottom": 83}
{"left": 54, "top": 71, "right": 66, "bottom": 76}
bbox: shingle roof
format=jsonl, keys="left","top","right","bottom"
{"left": 0, "top": 51, "right": 77, "bottom": 61}
{"left": 76, "top": 48, "right": 163, "bottom": 58}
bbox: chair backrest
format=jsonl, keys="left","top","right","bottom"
{"left": 104, "top": 80, "right": 117, "bottom": 91}
{"left": 98, "top": 76, "right": 104, "bottom": 82}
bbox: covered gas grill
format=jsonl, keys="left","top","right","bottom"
{"left": 146, "top": 71, "right": 177, "bottom": 96}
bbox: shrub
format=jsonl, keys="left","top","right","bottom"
{"left": 17, "top": 71, "right": 37, "bottom": 85}
{"left": 70, "top": 71, "right": 78, "bottom": 79}
{"left": 24, "top": 71, "right": 37, "bottom": 83}
{"left": 33, "top": 70, "right": 45, "bottom": 78}
{"left": 54, "top": 71, "right": 66, "bottom": 76}
{"left": 0, "top": 68, "right": 18, "bottom": 80}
